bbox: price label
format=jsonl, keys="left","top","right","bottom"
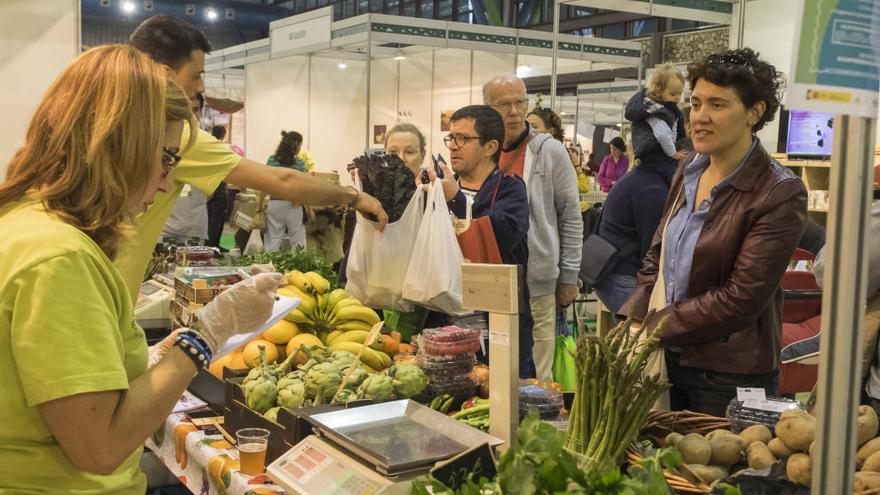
{"left": 488, "top": 331, "right": 509, "bottom": 346}
{"left": 742, "top": 399, "right": 797, "bottom": 414}
{"left": 736, "top": 387, "right": 767, "bottom": 402}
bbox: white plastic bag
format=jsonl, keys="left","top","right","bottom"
{"left": 244, "top": 228, "right": 264, "bottom": 255}
{"left": 402, "top": 182, "right": 466, "bottom": 315}
{"left": 345, "top": 182, "right": 423, "bottom": 311}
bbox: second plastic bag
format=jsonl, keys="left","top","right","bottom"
{"left": 402, "top": 182, "right": 466, "bottom": 315}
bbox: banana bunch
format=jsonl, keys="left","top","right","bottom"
{"left": 328, "top": 341, "right": 392, "bottom": 372}
{"left": 280, "top": 270, "right": 383, "bottom": 354}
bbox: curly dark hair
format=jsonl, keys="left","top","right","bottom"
{"left": 527, "top": 107, "right": 564, "bottom": 142}
{"left": 687, "top": 47, "right": 785, "bottom": 132}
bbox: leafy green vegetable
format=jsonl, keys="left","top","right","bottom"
{"left": 347, "top": 153, "right": 416, "bottom": 223}
{"left": 412, "top": 415, "right": 682, "bottom": 495}
{"left": 224, "top": 246, "right": 338, "bottom": 287}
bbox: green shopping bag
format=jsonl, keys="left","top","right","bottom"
{"left": 552, "top": 334, "right": 578, "bottom": 391}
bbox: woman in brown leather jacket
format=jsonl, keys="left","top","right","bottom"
{"left": 620, "top": 48, "right": 808, "bottom": 417}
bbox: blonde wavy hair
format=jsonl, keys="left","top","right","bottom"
{"left": 0, "top": 45, "right": 195, "bottom": 259}
{"left": 647, "top": 63, "right": 685, "bottom": 101}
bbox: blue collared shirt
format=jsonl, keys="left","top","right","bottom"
{"left": 663, "top": 139, "right": 758, "bottom": 303}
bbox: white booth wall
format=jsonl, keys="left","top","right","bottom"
{"left": 245, "top": 55, "right": 368, "bottom": 181}
{"left": 371, "top": 49, "right": 516, "bottom": 165}
{"left": 245, "top": 48, "right": 518, "bottom": 179}
{"left": 0, "top": 0, "right": 79, "bottom": 177}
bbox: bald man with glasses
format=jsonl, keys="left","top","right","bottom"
{"left": 483, "top": 74, "right": 583, "bottom": 382}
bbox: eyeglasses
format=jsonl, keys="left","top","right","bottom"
{"left": 162, "top": 147, "right": 182, "bottom": 178}
{"left": 490, "top": 98, "right": 528, "bottom": 112}
{"left": 443, "top": 134, "right": 481, "bottom": 150}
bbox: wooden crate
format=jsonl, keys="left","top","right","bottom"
{"left": 174, "top": 276, "right": 225, "bottom": 304}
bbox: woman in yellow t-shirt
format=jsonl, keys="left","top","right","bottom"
{"left": 0, "top": 45, "right": 281, "bottom": 494}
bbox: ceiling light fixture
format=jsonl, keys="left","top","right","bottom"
{"left": 120, "top": 0, "right": 136, "bottom": 14}
{"left": 338, "top": 62, "right": 348, "bottom": 69}
{"left": 205, "top": 7, "right": 218, "bottom": 21}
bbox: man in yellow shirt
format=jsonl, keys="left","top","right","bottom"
{"left": 121, "top": 15, "right": 387, "bottom": 298}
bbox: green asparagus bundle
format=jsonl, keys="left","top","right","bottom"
{"left": 565, "top": 319, "right": 669, "bottom": 468}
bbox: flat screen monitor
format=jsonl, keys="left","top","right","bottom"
{"left": 786, "top": 110, "right": 834, "bottom": 158}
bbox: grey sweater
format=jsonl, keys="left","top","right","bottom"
{"left": 522, "top": 134, "right": 584, "bottom": 296}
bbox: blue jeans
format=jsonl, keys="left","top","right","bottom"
{"left": 595, "top": 272, "right": 637, "bottom": 315}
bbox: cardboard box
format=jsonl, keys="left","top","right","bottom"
{"left": 174, "top": 276, "right": 225, "bottom": 304}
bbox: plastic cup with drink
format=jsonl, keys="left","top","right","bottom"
{"left": 236, "top": 427, "right": 270, "bottom": 475}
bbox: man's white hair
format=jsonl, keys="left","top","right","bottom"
{"left": 482, "top": 74, "right": 526, "bottom": 104}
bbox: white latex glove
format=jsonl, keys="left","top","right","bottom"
{"left": 147, "top": 329, "right": 184, "bottom": 368}
{"left": 248, "top": 263, "right": 276, "bottom": 275}
{"left": 194, "top": 272, "right": 283, "bottom": 353}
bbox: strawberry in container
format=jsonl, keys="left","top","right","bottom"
{"left": 421, "top": 326, "right": 482, "bottom": 355}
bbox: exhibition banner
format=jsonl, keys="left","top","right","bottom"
{"left": 566, "top": 0, "right": 732, "bottom": 25}
{"left": 787, "top": 0, "right": 880, "bottom": 118}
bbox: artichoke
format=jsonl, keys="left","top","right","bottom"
{"left": 357, "top": 374, "right": 394, "bottom": 401}
{"left": 330, "top": 350, "right": 358, "bottom": 369}
{"left": 264, "top": 406, "right": 281, "bottom": 423}
{"left": 243, "top": 346, "right": 279, "bottom": 414}
{"left": 244, "top": 369, "right": 278, "bottom": 414}
{"left": 305, "top": 362, "right": 342, "bottom": 403}
{"left": 339, "top": 364, "right": 368, "bottom": 390}
{"left": 388, "top": 364, "right": 428, "bottom": 398}
{"left": 333, "top": 388, "right": 357, "bottom": 404}
{"left": 277, "top": 375, "right": 306, "bottom": 409}
{"left": 267, "top": 348, "right": 299, "bottom": 380}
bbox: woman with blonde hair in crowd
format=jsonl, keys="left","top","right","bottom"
{"left": 0, "top": 45, "right": 280, "bottom": 492}
{"left": 385, "top": 122, "right": 427, "bottom": 174}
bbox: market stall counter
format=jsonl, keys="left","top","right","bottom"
{"left": 147, "top": 411, "right": 288, "bottom": 495}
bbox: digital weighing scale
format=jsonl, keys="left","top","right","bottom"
{"left": 267, "top": 400, "right": 502, "bottom": 495}
{"left": 134, "top": 278, "right": 175, "bottom": 322}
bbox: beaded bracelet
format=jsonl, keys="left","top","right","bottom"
{"left": 174, "top": 332, "right": 211, "bottom": 369}
{"left": 185, "top": 326, "right": 215, "bottom": 356}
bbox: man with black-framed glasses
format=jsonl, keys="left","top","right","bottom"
{"left": 483, "top": 74, "right": 583, "bottom": 383}
{"left": 426, "top": 105, "right": 535, "bottom": 377}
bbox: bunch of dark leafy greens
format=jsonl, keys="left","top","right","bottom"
{"left": 412, "top": 415, "right": 744, "bottom": 495}
{"left": 225, "top": 245, "right": 338, "bottom": 288}
{"left": 347, "top": 153, "right": 416, "bottom": 223}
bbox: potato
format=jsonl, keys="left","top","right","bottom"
{"left": 678, "top": 433, "right": 712, "bottom": 465}
{"left": 776, "top": 409, "right": 816, "bottom": 452}
{"left": 710, "top": 435, "right": 744, "bottom": 467}
{"left": 706, "top": 429, "right": 735, "bottom": 440}
{"left": 746, "top": 441, "right": 777, "bottom": 470}
{"left": 854, "top": 471, "right": 880, "bottom": 492}
{"left": 682, "top": 464, "right": 728, "bottom": 484}
{"left": 707, "top": 429, "right": 748, "bottom": 450}
{"left": 739, "top": 424, "right": 772, "bottom": 445}
{"left": 786, "top": 453, "right": 812, "bottom": 486}
{"left": 665, "top": 432, "right": 684, "bottom": 447}
{"left": 859, "top": 405, "right": 880, "bottom": 446}
{"left": 863, "top": 451, "right": 880, "bottom": 472}
{"left": 859, "top": 437, "right": 880, "bottom": 465}
{"left": 768, "top": 437, "right": 793, "bottom": 459}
